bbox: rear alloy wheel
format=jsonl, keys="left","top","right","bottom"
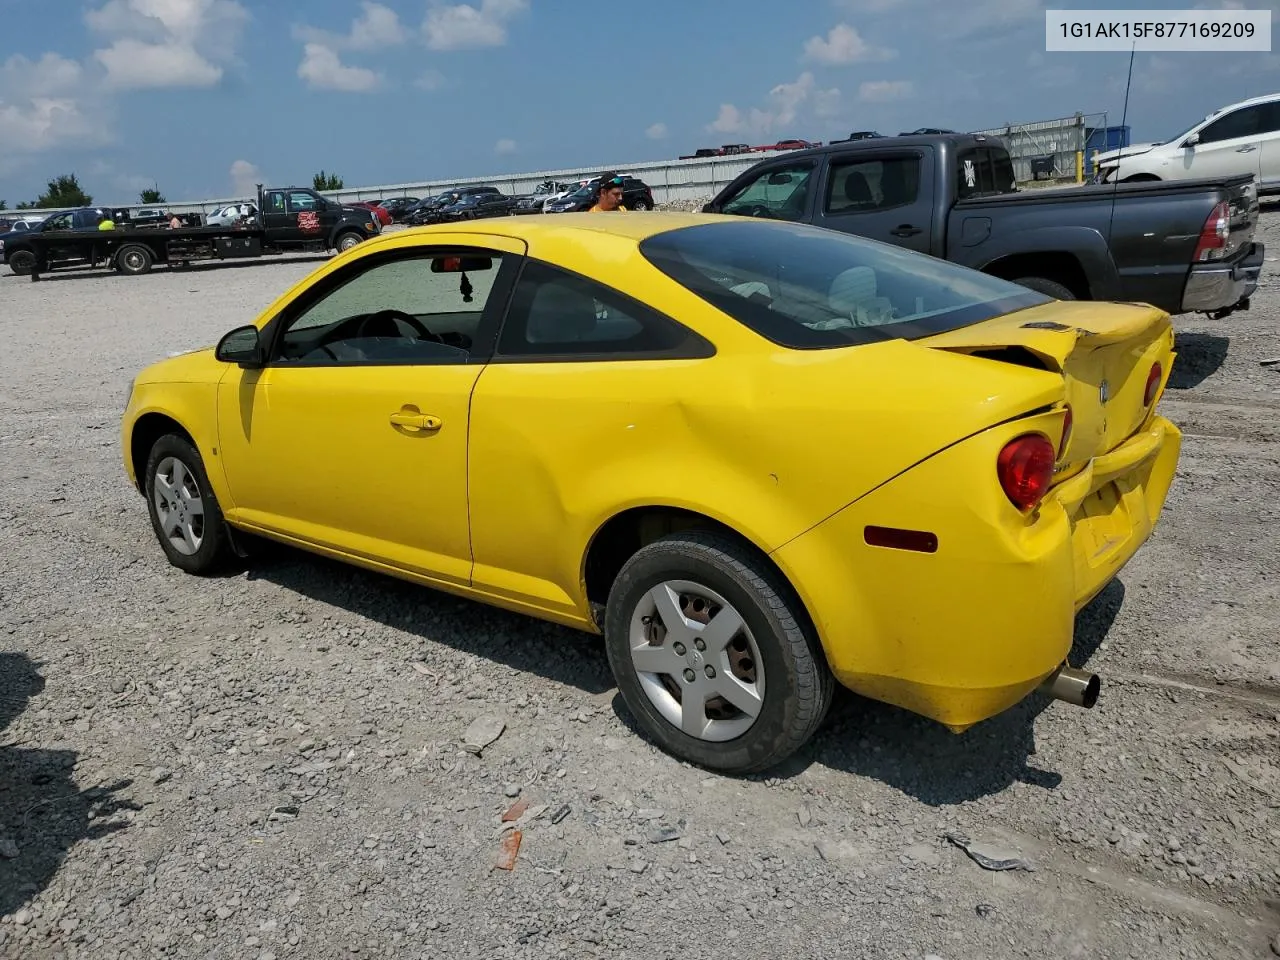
{"left": 1013, "top": 276, "right": 1076, "bottom": 300}
{"left": 632, "top": 198, "right": 653, "bottom": 211}
{"left": 604, "top": 531, "right": 834, "bottom": 774}
{"left": 116, "top": 245, "right": 153, "bottom": 276}
{"left": 144, "top": 434, "right": 234, "bottom": 575}
{"left": 8, "top": 251, "right": 36, "bottom": 276}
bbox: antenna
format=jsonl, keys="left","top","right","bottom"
{"left": 1105, "top": 43, "right": 1137, "bottom": 250}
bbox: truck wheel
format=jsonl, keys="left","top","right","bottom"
{"left": 603, "top": 530, "right": 834, "bottom": 774}
{"left": 335, "top": 231, "right": 363, "bottom": 252}
{"left": 8, "top": 251, "right": 36, "bottom": 276}
{"left": 1013, "top": 276, "right": 1076, "bottom": 301}
{"left": 116, "top": 245, "right": 154, "bottom": 276}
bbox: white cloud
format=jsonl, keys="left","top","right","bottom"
{"left": 0, "top": 53, "right": 109, "bottom": 153}
{"left": 424, "top": 0, "right": 529, "bottom": 50}
{"left": 415, "top": 69, "right": 447, "bottom": 91}
{"left": 803, "top": 24, "right": 894, "bottom": 65}
{"left": 229, "top": 159, "right": 260, "bottom": 197}
{"left": 494, "top": 138, "right": 516, "bottom": 154}
{"left": 86, "top": 0, "right": 248, "bottom": 89}
{"left": 858, "top": 80, "right": 913, "bottom": 103}
{"left": 294, "top": 1, "right": 406, "bottom": 51}
{"left": 645, "top": 122, "right": 668, "bottom": 140}
{"left": 95, "top": 39, "right": 223, "bottom": 89}
{"left": 298, "top": 44, "right": 381, "bottom": 92}
{"left": 708, "top": 73, "right": 841, "bottom": 137}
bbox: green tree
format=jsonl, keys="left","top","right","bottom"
{"left": 140, "top": 185, "right": 166, "bottom": 204}
{"left": 0, "top": 200, "right": 7, "bottom": 211}
{"left": 16, "top": 201, "right": 35, "bottom": 210}
{"left": 313, "top": 170, "right": 344, "bottom": 191}
{"left": 34, "top": 174, "right": 92, "bottom": 208}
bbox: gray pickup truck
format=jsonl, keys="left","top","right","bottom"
{"left": 703, "top": 134, "right": 1262, "bottom": 319}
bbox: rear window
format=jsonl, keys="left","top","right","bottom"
{"left": 638, "top": 220, "right": 1049, "bottom": 349}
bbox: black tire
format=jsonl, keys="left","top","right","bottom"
{"left": 116, "top": 245, "right": 153, "bottom": 276}
{"left": 335, "top": 231, "right": 363, "bottom": 252}
{"left": 632, "top": 198, "right": 653, "bottom": 211}
{"left": 8, "top": 251, "right": 36, "bottom": 276}
{"left": 604, "top": 531, "right": 834, "bottom": 774}
{"left": 1013, "top": 276, "right": 1076, "bottom": 300}
{"left": 143, "top": 434, "right": 235, "bottom": 575}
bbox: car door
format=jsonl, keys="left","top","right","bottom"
{"left": 39, "top": 213, "right": 84, "bottom": 263}
{"left": 810, "top": 148, "right": 935, "bottom": 254}
{"left": 261, "top": 190, "right": 294, "bottom": 244}
{"left": 1182, "top": 103, "right": 1266, "bottom": 182}
{"left": 214, "top": 236, "right": 525, "bottom": 586}
{"left": 710, "top": 158, "right": 818, "bottom": 222}
{"left": 467, "top": 260, "right": 715, "bottom": 619}
{"left": 1256, "top": 100, "right": 1280, "bottom": 193}
{"left": 285, "top": 189, "right": 328, "bottom": 241}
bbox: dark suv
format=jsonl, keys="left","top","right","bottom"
{"left": 546, "top": 176, "right": 655, "bottom": 212}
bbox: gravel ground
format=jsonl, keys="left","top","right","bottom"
{"left": 1, "top": 210, "right": 1278, "bottom": 960}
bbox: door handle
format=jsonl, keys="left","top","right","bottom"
{"left": 1236, "top": 145, "right": 1258, "bottom": 153}
{"left": 389, "top": 411, "right": 441, "bottom": 431}
{"left": 890, "top": 225, "right": 922, "bottom": 237}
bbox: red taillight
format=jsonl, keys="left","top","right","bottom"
{"left": 1059, "top": 405, "right": 1073, "bottom": 454}
{"left": 1192, "top": 201, "right": 1229, "bottom": 262}
{"left": 997, "top": 433, "right": 1056, "bottom": 511}
{"left": 1144, "top": 362, "right": 1162, "bottom": 406}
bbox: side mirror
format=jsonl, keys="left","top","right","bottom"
{"left": 215, "top": 324, "right": 264, "bottom": 367}
{"left": 767, "top": 172, "right": 793, "bottom": 185}
{"left": 1183, "top": 133, "right": 1199, "bottom": 148}
{"left": 702, "top": 202, "right": 716, "bottom": 213}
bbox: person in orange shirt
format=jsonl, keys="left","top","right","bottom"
{"left": 589, "top": 173, "right": 627, "bottom": 212}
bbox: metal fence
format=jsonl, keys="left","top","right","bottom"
{"left": 9, "top": 112, "right": 1108, "bottom": 219}
{"left": 970, "top": 112, "right": 1108, "bottom": 184}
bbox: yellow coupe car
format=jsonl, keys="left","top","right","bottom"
{"left": 122, "top": 212, "right": 1181, "bottom": 773}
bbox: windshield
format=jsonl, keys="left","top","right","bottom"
{"left": 1160, "top": 113, "right": 1213, "bottom": 145}
{"left": 639, "top": 221, "right": 1049, "bottom": 349}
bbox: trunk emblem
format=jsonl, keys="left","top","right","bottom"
{"left": 1099, "top": 379, "right": 1111, "bottom": 404}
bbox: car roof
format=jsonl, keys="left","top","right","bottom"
{"left": 368, "top": 212, "right": 733, "bottom": 249}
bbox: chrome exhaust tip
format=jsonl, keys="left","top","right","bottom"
{"left": 1037, "top": 665, "right": 1100, "bottom": 709}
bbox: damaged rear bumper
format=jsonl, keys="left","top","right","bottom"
{"left": 1182, "top": 241, "right": 1264, "bottom": 316}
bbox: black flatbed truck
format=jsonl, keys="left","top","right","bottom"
{"left": 1, "top": 184, "right": 381, "bottom": 281}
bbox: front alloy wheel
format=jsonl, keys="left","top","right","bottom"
{"left": 143, "top": 434, "right": 234, "bottom": 575}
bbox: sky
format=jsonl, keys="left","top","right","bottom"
{"left": 1, "top": 0, "right": 1277, "bottom": 206}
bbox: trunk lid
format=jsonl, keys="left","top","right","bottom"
{"left": 917, "top": 300, "right": 1174, "bottom": 467}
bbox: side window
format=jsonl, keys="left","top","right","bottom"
{"left": 496, "top": 260, "right": 709, "bottom": 360}
{"left": 955, "top": 149, "right": 1012, "bottom": 199}
{"left": 271, "top": 249, "right": 507, "bottom": 366}
{"left": 1199, "top": 106, "right": 1264, "bottom": 144}
{"left": 265, "top": 191, "right": 286, "bottom": 213}
{"left": 287, "top": 191, "right": 319, "bottom": 211}
{"left": 720, "top": 163, "right": 814, "bottom": 222}
{"left": 45, "top": 214, "right": 72, "bottom": 231}
{"left": 825, "top": 155, "right": 922, "bottom": 215}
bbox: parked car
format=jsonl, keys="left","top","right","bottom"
{"left": 755, "top": 139, "right": 819, "bottom": 152}
{"left": 900, "top": 127, "right": 956, "bottom": 135}
{"left": 513, "top": 181, "right": 571, "bottom": 214}
{"left": 410, "top": 187, "right": 511, "bottom": 223}
{"left": 402, "top": 193, "right": 455, "bottom": 224}
{"left": 1093, "top": 92, "right": 1280, "bottom": 195}
{"left": 435, "top": 190, "right": 517, "bottom": 221}
{"left": 121, "top": 211, "right": 1180, "bottom": 773}
{"left": 348, "top": 201, "right": 393, "bottom": 226}
{"left": 703, "top": 134, "right": 1261, "bottom": 319}
{"left": 838, "top": 131, "right": 886, "bottom": 142}
{"left": 378, "top": 197, "right": 421, "bottom": 221}
{"left": 545, "top": 176, "right": 654, "bottom": 212}
{"left": 207, "top": 203, "right": 257, "bottom": 227}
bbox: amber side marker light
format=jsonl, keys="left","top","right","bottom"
{"left": 864, "top": 526, "right": 939, "bottom": 554}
